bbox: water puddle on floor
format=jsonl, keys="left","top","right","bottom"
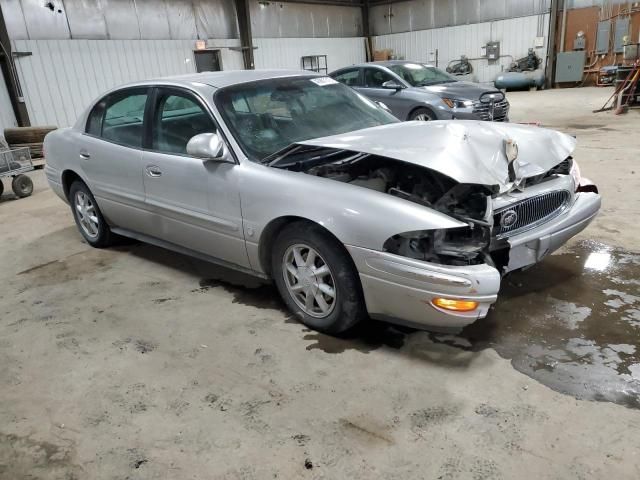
{"left": 434, "top": 240, "right": 640, "bottom": 408}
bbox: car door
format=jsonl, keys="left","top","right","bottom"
{"left": 79, "top": 87, "right": 156, "bottom": 234}
{"left": 357, "top": 67, "right": 410, "bottom": 119}
{"left": 141, "top": 87, "right": 250, "bottom": 269}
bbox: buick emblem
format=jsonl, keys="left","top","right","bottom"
{"left": 500, "top": 210, "right": 518, "bottom": 228}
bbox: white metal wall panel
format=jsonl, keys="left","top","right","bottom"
{"left": 254, "top": 37, "right": 366, "bottom": 72}
{"left": 11, "top": 39, "right": 203, "bottom": 127}
{"left": 373, "top": 13, "right": 549, "bottom": 84}
{"left": 0, "top": 72, "right": 18, "bottom": 136}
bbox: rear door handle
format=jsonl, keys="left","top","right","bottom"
{"left": 79, "top": 150, "right": 90, "bottom": 160}
{"left": 146, "top": 165, "right": 162, "bottom": 177}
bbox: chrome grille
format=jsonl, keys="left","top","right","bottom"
{"left": 473, "top": 99, "right": 510, "bottom": 121}
{"left": 494, "top": 190, "right": 571, "bottom": 238}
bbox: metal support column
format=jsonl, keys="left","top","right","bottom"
{"left": 234, "top": 0, "right": 255, "bottom": 70}
{"left": 545, "top": 0, "right": 559, "bottom": 89}
{"left": 362, "top": 0, "right": 372, "bottom": 61}
{"left": 0, "top": 5, "right": 29, "bottom": 127}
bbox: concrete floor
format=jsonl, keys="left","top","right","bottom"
{"left": 1, "top": 87, "right": 639, "bottom": 479}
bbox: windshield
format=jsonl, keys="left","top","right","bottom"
{"left": 388, "top": 63, "right": 457, "bottom": 87}
{"left": 214, "top": 76, "right": 398, "bottom": 161}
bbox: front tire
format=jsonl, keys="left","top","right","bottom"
{"left": 69, "top": 181, "right": 114, "bottom": 248}
{"left": 272, "top": 222, "right": 367, "bottom": 334}
{"left": 409, "top": 107, "right": 437, "bottom": 121}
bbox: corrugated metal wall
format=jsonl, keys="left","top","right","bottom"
{"left": 1, "top": 0, "right": 239, "bottom": 40}
{"left": 0, "top": 72, "right": 17, "bottom": 137}
{"left": 253, "top": 37, "right": 366, "bottom": 71}
{"left": 11, "top": 37, "right": 364, "bottom": 127}
{"left": 10, "top": 39, "right": 243, "bottom": 127}
{"left": 369, "top": 0, "right": 551, "bottom": 35}
{"left": 1, "top": 0, "right": 363, "bottom": 39}
{"left": 251, "top": 2, "right": 362, "bottom": 38}
{"left": 373, "top": 13, "right": 549, "bottom": 83}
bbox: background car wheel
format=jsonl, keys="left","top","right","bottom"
{"left": 0, "top": 179, "right": 4, "bottom": 198}
{"left": 272, "top": 222, "right": 367, "bottom": 334}
{"left": 11, "top": 174, "right": 33, "bottom": 198}
{"left": 69, "top": 181, "right": 114, "bottom": 248}
{"left": 409, "top": 108, "right": 437, "bottom": 121}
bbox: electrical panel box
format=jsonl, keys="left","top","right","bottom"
{"left": 485, "top": 41, "right": 500, "bottom": 62}
{"left": 555, "top": 51, "right": 586, "bottom": 83}
{"left": 574, "top": 36, "right": 586, "bottom": 50}
{"left": 614, "top": 17, "right": 630, "bottom": 53}
{"left": 596, "top": 20, "right": 611, "bottom": 54}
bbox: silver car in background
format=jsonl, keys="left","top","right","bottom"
{"left": 44, "top": 70, "right": 599, "bottom": 335}
{"left": 330, "top": 60, "right": 510, "bottom": 122}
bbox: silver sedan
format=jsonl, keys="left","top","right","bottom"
{"left": 44, "top": 70, "right": 600, "bottom": 334}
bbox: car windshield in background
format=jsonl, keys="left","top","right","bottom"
{"left": 388, "top": 63, "right": 457, "bottom": 87}
{"left": 214, "top": 76, "right": 397, "bottom": 161}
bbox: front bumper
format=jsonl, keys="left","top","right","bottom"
{"left": 346, "top": 245, "right": 501, "bottom": 329}
{"left": 504, "top": 191, "right": 601, "bottom": 272}
{"left": 347, "top": 191, "right": 600, "bottom": 330}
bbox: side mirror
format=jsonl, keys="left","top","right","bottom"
{"left": 186, "top": 133, "right": 232, "bottom": 163}
{"left": 382, "top": 80, "right": 404, "bottom": 90}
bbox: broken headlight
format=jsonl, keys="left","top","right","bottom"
{"left": 383, "top": 225, "right": 490, "bottom": 266}
{"left": 570, "top": 159, "right": 581, "bottom": 191}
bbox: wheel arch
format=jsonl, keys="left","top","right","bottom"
{"left": 258, "top": 216, "right": 353, "bottom": 278}
{"left": 407, "top": 104, "right": 437, "bottom": 121}
{"left": 61, "top": 169, "right": 84, "bottom": 200}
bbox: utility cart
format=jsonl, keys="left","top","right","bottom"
{"left": 0, "top": 146, "right": 34, "bottom": 198}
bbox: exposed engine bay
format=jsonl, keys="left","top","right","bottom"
{"left": 269, "top": 144, "right": 573, "bottom": 270}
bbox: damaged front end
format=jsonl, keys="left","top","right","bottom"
{"left": 269, "top": 144, "right": 498, "bottom": 267}
{"left": 268, "top": 134, "right": 595, "bottom": 278}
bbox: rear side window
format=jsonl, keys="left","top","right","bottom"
{"left": 86, "top": 89, "right": 148, "bottom": 149}
{"left": 332, "top": 68, "right": 361, "bottom": 87}
{"left": 152, "top": 92, "right": 216, "bottom": 155}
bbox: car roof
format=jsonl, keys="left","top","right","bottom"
{"left": 129, "top": 69, "right": 320, "bottom": 89}
{"left": 333, "top": 60, "right": 435, "bottom": 71}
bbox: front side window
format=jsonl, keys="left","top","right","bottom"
{"left": 215, "top": 76, "right": 398, "bottom": 161}
{"left": 152, "top": 92, "right": 216, "bottom": 155}
{"left": 387, "top": 63, "right": 457, "bottom": 86}
{"left": 87, "top": 89, "right": 148, "bottom": 148}
{"left": 363, "top": 68, "right": 395, "bottom": 88}
{"left": 332, "top": 68, "right": 361, "bottom": 87}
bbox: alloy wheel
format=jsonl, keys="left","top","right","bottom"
{"left": 75, "top": 191, "right": 99, "bottom": 238}
{"left": 282, "top": 243, "right": 336, "bottom": 318}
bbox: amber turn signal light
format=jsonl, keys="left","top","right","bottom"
{"left": 432, "top": 298, "right": 479, "bottom": 312}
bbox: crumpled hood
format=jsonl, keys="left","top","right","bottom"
{"left": 298, "top": 120, "right": 576, "bottom": 192}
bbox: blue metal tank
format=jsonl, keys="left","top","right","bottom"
{"left": 494, "top": 69, "right": 545, "bottom": 90}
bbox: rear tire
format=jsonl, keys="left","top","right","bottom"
{"left": 409, "top": 107, "right": 437, "bottom": 121}
{"left": 0, "top": 179, "right": 4, "bottom": 197}
{"left": 11, "top": 174, "right": 33, "bottom": 198}
{"left": 271, "top": 222, "right": 367, "bottom": 334}
{"left": 69, "top": 181, "right": 114, "bottom": 248}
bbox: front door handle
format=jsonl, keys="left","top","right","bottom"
{"left": 146, "top": 165, "right": 162, "bottom": 177}
{"left": 79, "top": 150, "right": 90, "bottom": 160}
